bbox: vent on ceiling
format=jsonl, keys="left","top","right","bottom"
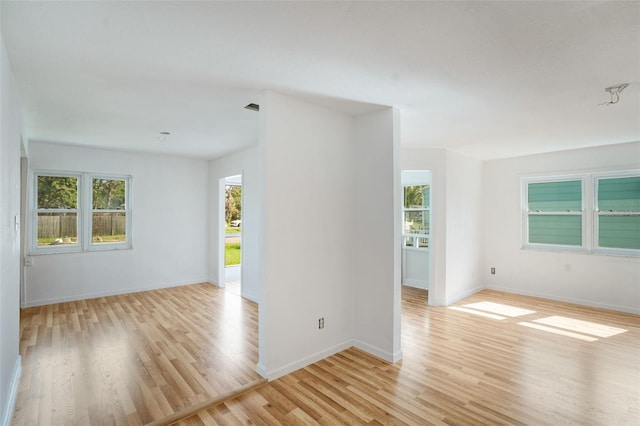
{"left": 244, "top": 103, "right": 260, "bottom": 112}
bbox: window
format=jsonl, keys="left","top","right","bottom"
{"left": 595, "top": 176, "right": 640, "bottom": 252}
{"left": 526, "top": 179, "right": 583, "bottom": 248}
{"left": 523, "top": 171, "right": 639, "bottom": 256}
{"left": 32, "top": 172, "right": 131, "bottom": 253}
{"left": 92, "top": 177, "right": 128, "bottom": 245}
{"left": 402, "top": 184, "right": 430, "bottom": 249}
{"left": 35, "top": 174, "right": 80, "bottom": 250}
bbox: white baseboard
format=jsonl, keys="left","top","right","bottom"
{"left": 486, "top": 285, "right": 640, "bottom": 315}
{"left": 256, "top": 362, "right": 267, "bottom": 378}
{"left": 24, "top": 278, "right": 210, "bottom": 307}
{"left": 256, "top": 338, "right": 404, "bottom": 381}
{"left": 353, "top": 339, "right": 402, "bottom": 363}
{"left": 401, "top": 279, "right": 428, "bottom": 289}
{"left": 241, "top": 292, "right": 259, "bottom": 304}
{"left": 1, "top": 356, "right": 21, "bottom": 426}
{"left": 261, "top": 340, "right": 353, "bottom": 380}
{"left": 207, "top": 279, "right": 222, "bottom": 288}
{"left": 445, "top": 285, "right": 484, "bottom": 305}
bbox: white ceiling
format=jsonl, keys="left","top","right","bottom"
{"left": 1, "top": 1, "right": 639, "bottom": 160}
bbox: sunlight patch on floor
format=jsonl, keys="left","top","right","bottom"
{"left": 533, "top": 316, "right": 627, "bottom": 338}
{"left": 450, "top": 298, "right": 630, "bottom": 343}
{"left": 463, "top": 301, "right": 536, "bottom": 317}
{"left": 518, "top": 322, "right": 599, "bottom": 342}
{"left": 448, "top": 306, "right": 507, "bottom": 320}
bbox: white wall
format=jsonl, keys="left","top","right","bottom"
{"left": 208, "top": 146, "right": 260, "bottom": 302}
{"left": 401, "top": 148, "right": 484, "bottom": 305}
{"left": 257, "top": 92, "right": 399, "bottom": 379}
{"left": 257, "top": 92, "right": 356, "bottom": 379}
{"left": 353, "top": 108, "right": 402, "bottom": 362}
{"left": 25, "top": 142, "right": 209, "bottom": 306}
{"left": 483, "top": 142, "right": 640, "bottom": 314}
{"left": 0, "top": 32, "right": 24, "bottom": 426}
{"left": 444, "top": 151, "right": 484, "bottom": 303}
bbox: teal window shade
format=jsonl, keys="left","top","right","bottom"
{"left": 527, "top": 180, "right": 582, "bottom": 247}
{"left": 597, "top": 176, "right": 640, "bottom": 250}
{"left": 528, "top": 180, "right": 582, "bottom": 211}
{"left": 529, "top": 215, "right": 582, "bottom": 246}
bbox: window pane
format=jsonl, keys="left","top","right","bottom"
{"left": 404, "top": 185, "right": 428, "bottom": 208}
{"left": 93, "top": 178, "right": 126, "bottom": 210}
{"left": 598, "top": 215, "right": 640, "bottom": 250}
{"left": 529, "top": 215, "right": 582, "bottom": 246}
{"left": 404, "top": 211, "right": 429, "bottom": 234}
{"left": 528, "top": 181, "right": 581, "bottom": 211}
{"left": 37, "top": 212, "right": 78, "bottom": 246}
{"left": 92, "top": 212, "right": 127, "bottom": 243}
{"left": 37, "top": 176, "right": 78, "bottom": 209}
{"left": 422, "top": 186, "right": 430, "bottom": 209}
{"left": 598, "top": 177, "right": 640, "bottom": 212}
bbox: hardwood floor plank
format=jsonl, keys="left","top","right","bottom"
{"left": 13, "top": 283, "right": 260, "bottom": 426}
{"left": 180, "top": 287, "right": 640, "bottom": 425}
{"left": 14, "top": 283, "right": 640, "bottom": 425}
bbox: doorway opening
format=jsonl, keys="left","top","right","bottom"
{"left": 223, "top": 174, "right": 242, "bottom": 296}
{"left": 401, "top": 170, "right": 432, "bottom": 296}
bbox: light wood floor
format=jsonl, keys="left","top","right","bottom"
{"left": 13, "top": 283, "right": 261, "bottom": 425}
{"left": 179, "top": 287, "right": 640, "bottom": 425}
{"left": 14, "top": 285, "right": 640, "bottom": 425}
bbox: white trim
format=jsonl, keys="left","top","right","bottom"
{"left": 401, "top": 278, "right": 428, "bottom": 288}
{"left": 23, "top": 279, "right": 208, "bottom": 307}
{"left": 87, "top": 174, "right": 132, "bottom": 251}
{"left": 30, "top": 171, "right": 82, "bottom": 254}
{"left": 402, "top": 183, "right": 430, "bottom": 250}
{"left": 256, "top": 362, "right": 267, "bottom": 378}
{"left": 522, "top": 170, "right": 640, "bottom": 257}
{"left": 486, "top": 285, "right": 640, "bottom": 315}
{"left": 1, "top": 356, "right": 21, "bottom": 426}
{"left": 522, "top": 242, "right": 587, "bottom": 254}
{"left": 353, "top": 339, "right": 403, "bottom": 363}
{"left": 260, "top": 340, "right": 353, "bottom": 380}
{"left": 592, "top": 171, "right": 640, "bottom": 257}
{"left": 445, "top": 285, "right": 484, "bottom": 306}
{"left": 29, "top": 171, "right": 133, "bottom": 254}
{"left": 522, "top": 175, "right": 585, "bottom": 250}
{"left": 240, "top": 292, "right": 259, "bottom": 304}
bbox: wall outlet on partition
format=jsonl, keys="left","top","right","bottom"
{"left": 24, "top": 256, "right": 33, "bottom": 267}
{"left": 318, "top": 317, "right": 325, "bottom": 329}
{"left": 490, "top": 267, "right": 495, "bottom": 275}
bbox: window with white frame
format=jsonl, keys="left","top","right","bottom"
{"left": 35, "top": 174, "right": 81, "bottom": 250}
{"left": 526, "top": 179, "right": 584, "bottom": 248}
{"left": 402, "top": 184, "right": 430, "bottom": 249}
{"left": 595, "top": 175, "right": 640, "bottom": 253}
{"left": 32, "top": 172, "right": 131, "bottom": 253}
{"left": 523, "top": 171, "right": 639, "bottom": 255}
{"left": 91, "top": 177, "right": 128, "bottom": 245}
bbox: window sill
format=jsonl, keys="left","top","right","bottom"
{"left": 522, "top": 244, "right": 639, "bottom": 258}
{"left": 29, "top": 245, "right": 132, "bottom": 256}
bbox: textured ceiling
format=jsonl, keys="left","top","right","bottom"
{"left": 1, "top": 1, "right": 639, "bottom": 160}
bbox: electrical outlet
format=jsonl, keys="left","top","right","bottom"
{"left": 490, "top": 267, "right": 495, "bottom": 275}
{"left": 318, "top": 317, "right": 324, "bottom": 329}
